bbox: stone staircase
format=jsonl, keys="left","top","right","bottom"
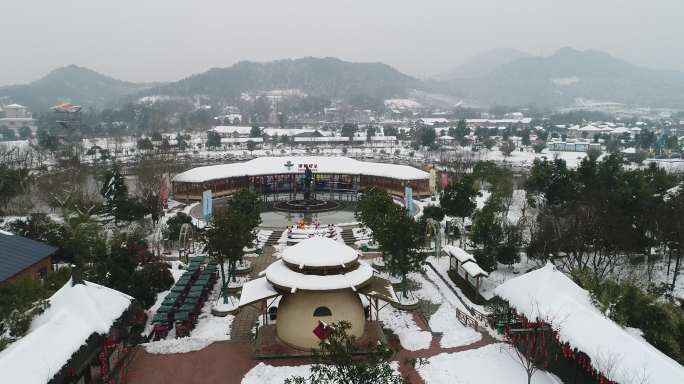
{"left": 264, "top": 230, "right": 283, "bottom": 246}
{"left": 340, "top": 228, "right": 356, "bottom": 246}
{"left": 230, "top": 246, "right": 276, "bottom": 341}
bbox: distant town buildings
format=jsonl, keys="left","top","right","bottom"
{"left": 0, "top": 103, "right": 37, "bottom": 136}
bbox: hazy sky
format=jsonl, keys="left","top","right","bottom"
{"left": 1, "top": 0, "right": 682, "bottom": 86}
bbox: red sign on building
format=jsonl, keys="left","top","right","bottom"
{"left": 313, "top": 321, "right": 331, "bottom": 341}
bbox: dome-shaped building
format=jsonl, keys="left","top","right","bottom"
{"left": 238, "top": 237, "right": 399, "bottom": 350}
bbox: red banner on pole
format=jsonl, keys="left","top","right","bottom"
{"left": 160, "top": 175, "right": 169, "bottom": 209}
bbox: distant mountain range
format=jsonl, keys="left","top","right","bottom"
{"left": 0, "top": 65, "right": 154, "bottom": 112}
{"left": 3, "top": 49, "right": 684, "bottom": 112}
{"left": 144, "top": 57, "right": 421, "bottom": 101}
{"left": 444, "top": 47, "right": 684, "bottom": 108}
{"left": 436, "top": 48, "right": 531, "bottom": 80}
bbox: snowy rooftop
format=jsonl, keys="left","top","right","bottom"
{"left": 281, "top": 237, "right": 358, "bottom": 268}
{"left": 238, "top": 277, "right": 279, "bottom": 307}
{"left": 220, "top": 137, "right": 263, "bottom": 143}
{"left": 444, "top": 245, "right": 476, "bottom": 264}
{"left": 172, "top": 156, "right": 430, "bottom": 183}
{"left": 495, "top": 264, "right": 684, "bottom": 384}
{"left": 461, "top": 261, "right": 489, "bottom": 278}
{"left": 265, "top": 259, "right": 373, "bottom": 291}
{"left": 211, "top": 126, "right": 253, "bottom": 135}
{"left": 0, "top": 279, "right": 133, "bottom": 384}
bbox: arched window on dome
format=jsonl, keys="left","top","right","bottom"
{"left": 313, "top": 306, "right": 332, "bottom": 317}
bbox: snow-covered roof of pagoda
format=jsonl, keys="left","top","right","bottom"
{"left": 265, "top": 259, "right": 373, "bottom": 292}
{"left": 172, "top": 156, "right": 430, "bottom": 183}
{"left": 238, "top": 277, "right": 279, "bottom": 307}
{"left": 0, "top": 279, "right": 133, "bottom": 384}
{"left": 281, "top": 237, "right": 358, "bottom": 268}
{"left": 495, "top": 263, "right": 684, "bottom": 384}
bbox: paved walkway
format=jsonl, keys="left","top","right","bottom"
{"left": 231, "top": 247, "right": 277, "bottom": 341}
{"left": 127, "top": 341, "right": 305, "bottom": 384}
{"left": 126, "top": 325, "right": 495, "bottom": 384}
{"left": 393, "top": 330, "right": 497, "bottom": 384}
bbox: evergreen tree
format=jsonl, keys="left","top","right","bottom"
{"left": 246, "top": 140, "right": 257, "bottom": 153}
{"left": 375, "top": 204, "right": 424, "bottom": 298}
{"left": 285, "top": 321, "right": 403, "bottom": 384}
{"left": 175, "top": 133, "right": 188, "bottom": 151}
{"left": 454, "top": 119, "right": 469, "bottom": 143}
{"left": 99, "top": 163, "right": 128, "bottom": 222}
{"left": 137, "top": 137, "right": 154, "bottom": 151}
{"left": 500, "top": 140, "right": 516, "bottom": 157}
{"left": 99, "top": 163, "right": 147, "bottom": 223}
{"left": 470, "top": 199, "right": 504, "bottom": 271}
{"left": 422, "top": 205, "right": 445, "bottom": 222}
{"left": 440, "top": 177, "right": 479, "bottom": 247}
{"left": 420, "top": 127, "right": 436, "bottom": 147}
{"left": 355, "top": 187, "right": 396, "bottom": 239}
{"left": 206, "top": 130, "right": 221, "bottom": 148}
{"left": 521, "top": 130, "right": 531, "bottom": 146}
{"left": 203, "top": 191, "right": 261, "bottom": 290}
{"left": 366, "top": 125, "right": 376, "bottom": 142}
{"left": 250, "top": 125, "right": 262, "bottom": 137}
{"left": 341, "top": 123, "right": 357, "bottom": 139}
{"left": 356, "top": 187, "right": 425, "bottom": 298}
{"left": 0, "top": 165, "right": 30, "bottom": 215}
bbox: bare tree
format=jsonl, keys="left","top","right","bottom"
{"left": 504, "top": 321, "right": 558, "bottom": 384}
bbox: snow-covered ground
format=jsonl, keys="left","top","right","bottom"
{"left": 418, "top": 344, "right": 562, "bottom": 384}
{"left": 478, "top": 256, "right": 538, "bottom": 301}
{"left": 481, "top": 146, "right": 599, "bottom": 169}
{"left": 242, "top": 363, "right": 312, "bottom": 384}
{"left": 143, "top": 272, "right": 234, "bottom": 354}
{"left": 429, "top": 303, "right": 481, "bottom": 348}
{"left": 378, "top": 306, "right": 432, "bottom": 351}
{"left": 242, "top": 361, "right": 401, "bottom": 384}
{"left": 376, "top": 258, "right": 483, "bottom": 351}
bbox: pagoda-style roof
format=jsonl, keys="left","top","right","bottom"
{"left": 281, "top": 237, "right": 358, "bottom": 269}
{"left": 238, "top": 238, "right": 400, "bottom": 309}
{"left": 265, "top": 259, "right": 373, "bottom": 292}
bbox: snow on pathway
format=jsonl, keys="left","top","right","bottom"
{"left": 428, "top": 303, "right": 481, "bottom": 348}
{"left": 242, "top": 363, "right": 312, "bottom": 384}
{"left": 379, "top": 306, "right": 432, "bottom": 351}
{"left": 142, "top": 337, "right": 217, "bottom": 355}
{"left": 418, "top": 343, "right": 562, "bottom": 384}
{"left": 242, "top": 362, "right": 401, "bottom": 384}
{"left": 377, "top": 265, "right": 483, "bottom": 351}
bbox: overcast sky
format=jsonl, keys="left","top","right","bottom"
{"left": 1, "top": 0, "right": 682, "bottom": 86}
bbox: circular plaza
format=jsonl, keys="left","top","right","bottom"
{"left": 174, "top": 156, "right": 431, "bottom": 226}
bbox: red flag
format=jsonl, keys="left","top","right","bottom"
{"left": 313, "top": 322, "right": 331, "bottom": 341}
